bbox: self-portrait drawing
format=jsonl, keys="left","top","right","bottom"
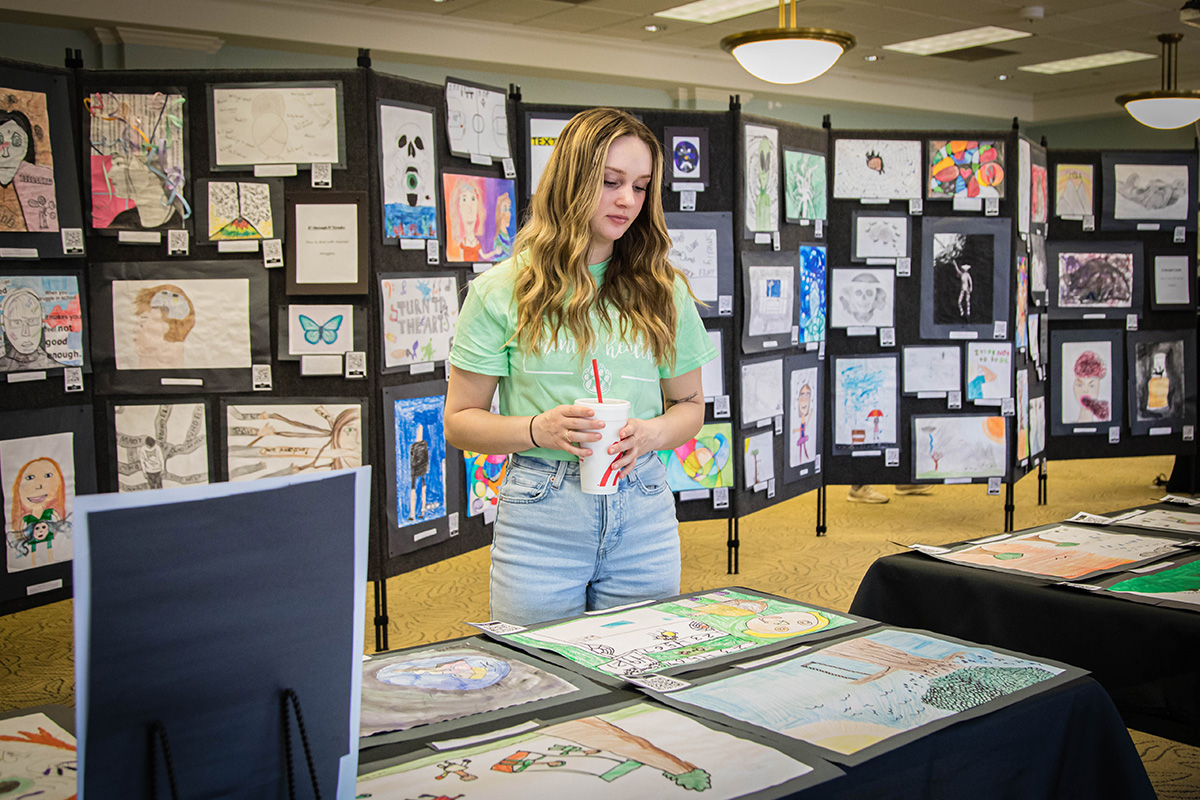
{"left": 112, "top": 278, "right": 252, "bottom": 370}
{"left": 0, "top": 88, "right": 58, "bottom": 232}
{"left": 2, "top": 431, "right": 74, "bottom": 573}
{"left": 442, "top": 172, "right": 515, "bottom": 263}
{"left": 0, "top": 275, "right": 83, "bottom": 374}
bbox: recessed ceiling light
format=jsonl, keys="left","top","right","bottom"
{"left": 998, "top": 74, "right": 1008, "bottom": 81}
{"left": 645, "top": 24, "right": 665, "bottom": 32}
{"left": 883, "top": 26, "right": 1031, "bottom": 56}
{"left": 655, "top": 0, "right": 778, "bottom": 25}
{"left": 1019, "top": 50, "right": 1156, "bottom": 75}
{"left": 864, "top": 54, "right": 879, "bottom": 62}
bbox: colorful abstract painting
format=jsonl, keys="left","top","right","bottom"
{"left": 0, "top": 274, "right": 83, "bottom": 374}
{"left": 658, "top": 422, "right": 733, "bottom": 492}
{"left": 464, "top": 450, "right": 507, "bottom": 517}
{"left": 927, "top": 140, "right": 1005, "bottom": 200}
{"left": 393, "top": 393, "right": 447, "bottom": 525}
{"left": 798, "top": 244, "right": 826, "bottom": 343}
{"left": 381, "top": 275, "right": 459, "bottom": 369}
{"left": 442, "top": 172, "right": 515, "bottom": 263}
{"left": 0, "top": 87, "right": 58, "bottom": 232}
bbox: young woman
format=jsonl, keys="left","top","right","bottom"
{"left": 446, "top": 107, "right": 716, "bottom": 625}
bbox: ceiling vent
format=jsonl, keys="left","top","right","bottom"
{"left": 931, "top": 46, "right": 1019, "bottom": 62}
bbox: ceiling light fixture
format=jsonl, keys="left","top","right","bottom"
{"left": 1019, "top": 50, "right": 1155, "bottom": 75}
{"left": 719, "top": 0, "right": 855, "bottom": 84}
{"left": 656, "top": 0, "right": 778, "bottom": 25}
{"left": 1116, "top": 33, "right": 1200, "bottom": 129}
{"left": 883, "top": 26, "right": 1030, "bottom": 57}
{"left": 645, "top": 24, "right": 664, "bottom": 32}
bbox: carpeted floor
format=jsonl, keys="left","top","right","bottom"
{"left": 2, "top": 455, "right": 1196, "bottom": 796}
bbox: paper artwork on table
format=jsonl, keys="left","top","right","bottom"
{"left": 287, "top": 304, "right": 353, "bottom": 356}
{"left": 445, "top": 79, "right": 510, "bottom": 160}
{"left": 1130, "top": 334, "right": 1190, "bottom": 426}
{"left": 357, "top": 702, "right": 820, "bottom": 800}
{"left": 0, "top": 87, "right": 58, "bottom": 232}
{"left": 853, "top": 214, "right": 907, "bottom": 260}
{"left": 1055, "top": 164, "right": 1093, "bottom": 218}
{"left": 1031, "top": 163, "right": 1048, "bottom": 223}
{"left": 666, "top": 126, "right": 709, "bottom": 185}
{"left": 1029, "top": 231, "right": 1047, "bottom": 294}
{"left": 783, "top": 147, "right": 826, "bottom": 222}
{"left": 1015, "top": 256, "right": 1028, "bottom": 351}
{"left": 1016, "top": 369, "right": 1029, "bottom": 462}
{"left": 669, "top": 227, "right": 719, "bottom": 303}
{"left": 966, "top": 342, "right": 1012, "bottom": 402}
{"left": 747, "top": 265, "right": 793, "bottom": 337}
{"left": 1029, "top": 395, "right": 1045, "bottom": 456}
{"left": 1153, "top": 255, "right": 1193, "bottom": 307}
{"left": 1112, "top": 163, "right": 1190, "bottom": 220}
{"left": 798, "top": 245, "right": 826, "bottom": 343}
{"left": 744, "top": 430, "right": 774, "bottom": 488}
{"left": 0, "top": 712, "right": 77, "bottom": 797}
{"left": 211, "top": 83, "right": 340, "bottom": 167}
{"left": 111, "top": 278, "right": 251, "bottom": 370}
{"left": 927, "top": 140, "right": 1005, "bottom": 199}
{"left": 902, "top": 346, "right": 960, "bottom": 395}
{"left": 669, "top": 628, "right": 1066, "bottom": 763}
{"left": 833, "top": 139, "right": 921, "bottom": 200}
{"left": 381, "top": 275, "right": 459, "bottom": 369}
{"left": 913, "top": 415, "right": 1005, "bottom": 481}
{"left": 527, "top": 113, "right": 571, "bottom": 196}
{"left": 830, "top": 268, "right": 894, "bottom": 329}
{"left": 0, "top": 274, "right": 84, "bottom": 374}
{"left": 659, "top": 422, "right": 733, "bottom": 492}
{"left": 834, "top": 356, "right": 898, "bottom": 448}
{"left": 1116, "top": 508, "right": 1200, "bottom": 535}
{"left": 744, "top": 124, "right": 779, "bottom": 233}
{"left": 226, "top": 402, "right": 362, "bottom": 481}
{"left": 114, "top": 403, "right": 208, "bottom": 492}
{"left": 442, "top": 173, "right": 516, "bottom": 264}
{"left": 740, "top": 358, "right": 783, "bottom": 426}
{"left": 87, "top": 91, "right": 187, "bottom": 230}
{"left": 932, "top": 232, "right": 994, "bottom": 325}
{"left": 1059, "top": 340, "right": 1113, "bottom": 425}
{"left": 505, "top": 588, "right": 858, "bottom": 678}
{"left": 2, "top": 431, "right": 74, "bottom": 573}
{"left": 701, "top": 329, "right": 723, "bottom": 398}
{"left": 1057, "top": 251, "right": 1133, "bottom": 309}
{"left": 380, "top": 101, "right": 438, "bottom": 240}
{"left": 789, "top": 366, "right": 818, "bottom": 468}
{"left": 360, "top": 641, "right": 578, "bottom": 737}
{"left": 206, "top": 181, "right": 272, "bottom": 239}
{"left": 393, "top": 394, "right": 447, "bottom": 525}
{"left": 1018, "top": 139, "right": 1031, "bottom": 234}
{"left": 1102, "top": 556, "right": 1200, "bottom": 610}
{"left": 464, "top": 450, "right": 507, "bottom": 517}
{"left": 939, "top": 524, "right": 1181, "bottom": 580}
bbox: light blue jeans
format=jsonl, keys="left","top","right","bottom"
{"left": 490, "top": 452, "right": 681, "bottom": 625}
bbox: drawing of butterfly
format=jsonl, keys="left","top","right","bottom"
{"left": 298, "top": 314, "right": 343, "bottom": 345}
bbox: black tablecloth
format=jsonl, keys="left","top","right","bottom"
{"left": 850, "top": 551, "right": 1200, "bottom": 745}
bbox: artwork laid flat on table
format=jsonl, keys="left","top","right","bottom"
{"left": 194, "top": 178, "right": 282, "bottom": 243}
{"left": 743, "top": 123, "right": 779, "bottom": 235}
{"left": 224, "top": 399, "right": 363, "bottom": 481}
{"left": 493, "top": 587, "right": 870, "bottom": 681}
{"left": 650, "top": 627, "right": 1079, "bottom": 767}
{"left": 0, "top": 711, "right": 77, "bottom": 798}
{"left": 932, "top": 523, "right": 1183, "bottom": 581}
{"left": 1127, "top": 329, "right": 1196, "bottom": 436}
{"left": 356, "top": 701, "right": 842, "bottom": 800}
{"left": 920, "top": 217, "right": 1011, "bottom": 340}
{"left": 208, "top": 81, "right": 345, "bottom": 168}
{"left": 1055, "top": 163, "right": 1094, "bottom": 218}
{"left": 912, "top": 415, "right": 1007, "bottom": 482}
{"left": 740, "top": 356, "right": 784, "bottom": 427}
{"left": 927, "top": 139, "right": 1005, "bottom": 200}
{"left": 444, "top": 78, "right": 510, "bottom": 161}
{"left": 830, "top": 268, "right": 894, "bottom": 329}
{"left": 832, "top": 355, "right": 899, "bottom": 454}
{"left": 441, "top": 172, "right": 516, "bottom": 264}
{"left": 744, "top": 429, "right": 775, "bottom": 489}
{"left": 1091, "top": 551, "right": 1200, "bottom": 612}
{"left": 659, "top": 422, "right": 734, "bottom": 493}
{"left": 665, "top": 126, "right": 710, "bottom": 187}
{"left": 785, "top": 353, "right": 822, "bottom": 481}
{"left": 379, "top": 99, "right": 439, "bottom": 242}
{"left": 0, "top": 272, "right": 86, "bottom": 376}
{"left": 380, "top": 274, "right": 459, "bottom": 371}
{"left": 1112, "top": 507, "right": 1200, "bottom": 535}
{"left": 832, "top": 138, "right": 921, "bottom": 200}
{"left": 1100, "top": 150, "right": 1197, "bottom": 231}
{"left": 1050, "top": 328, "right": 1123, "bottom": 436}
{"left": 902, "top": 346, "right": 961, "bottom": 396}
{"left": 86, "top": 89, "right": 188, "bottom": 232}
{"left": 742, "top": 255, "right": 796, "bottom": 353}
{"left": 359, "top": 636, "right": 607, "bottom": 744}
{"left": 851, "top": 211, "right": 909, "bottom": 262}
{"left": 798, "top": 243, "right": 826, "bottom": 343}
{"left": 665, "top": 211, "right": 734, "bottom": 312}
{"left": 783, "top": 147, "right": 826, "bottom": 222}
{"left": 113, "top": 402, "right": 209, "bottom": 492}
{"left": 965, "top": 341, "right": 1013, "bottom": 403}
{"left": 1047, "top": 240, "right": 1142, "bottom": 319}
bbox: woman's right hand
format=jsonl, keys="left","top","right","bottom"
{"left": 533, "top": 403, "right": 606, "bottom": 456}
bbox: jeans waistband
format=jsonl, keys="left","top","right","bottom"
{"left": 510, "top": 451, "right": 657, "bottom": 480}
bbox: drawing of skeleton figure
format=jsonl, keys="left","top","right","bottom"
{"left": 114, "top": 403, "right": 209, "bottom": 492}
{"left": 839, "top": 272, "right": 888, "bottom": 325}
{"left": 226, "top": 404, "right": 361, "bottom": 481}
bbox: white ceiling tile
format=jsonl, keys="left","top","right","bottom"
{"left": 447, "top": 0, "right": 570, "bottom": 24}
{"left": 522, "top": 7, "right": 641, "bottom": 32}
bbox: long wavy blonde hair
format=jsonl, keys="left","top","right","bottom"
{"left": 511, "top": 107, "right": 691, "bottom": 370}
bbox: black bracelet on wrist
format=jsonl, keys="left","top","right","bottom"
{"left": 528, "top": 413, "right": 540, "bottom": 448}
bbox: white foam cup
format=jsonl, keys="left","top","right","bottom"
{"left": 575, "top": 398, "right": 630, "bottom": 495}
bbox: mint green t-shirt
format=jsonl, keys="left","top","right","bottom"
{"left": 450, "top": 257, "right": 718, "bottom": 461}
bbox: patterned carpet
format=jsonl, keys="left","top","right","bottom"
{"left": 2, "top": 455, "right": 1195, "bottom": 796}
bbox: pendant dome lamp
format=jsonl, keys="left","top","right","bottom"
{"left": 1116, "top": 33, "right": 1200, "bottom": 129}
{"left": 720, "top": 0, "right": 856, "bottom": 85}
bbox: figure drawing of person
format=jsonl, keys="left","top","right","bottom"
{"left": 8, "top": 456, "right": 66, "bottom": 567}
{"left": 1072, "top": 350, "right": 1110, "bottom": 423}
{"left": 132, "top": 284, "right": 195, "bottom": 370}
{"left": 448, "top": 178, "right": 485, "bottom": 262}
{"left": 795, "top": 381, "right": 812, "bottom": 462}
{"left": 409, "top": 422, "right": 430, "bottom": 520}
{"left": 0, "top": 287, "right": 60, "bottom": 372}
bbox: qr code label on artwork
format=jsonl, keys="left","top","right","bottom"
{"left": 252, "top": 364, "right": 272, "bottom": 391}
{"left": 344, "top": 350, "right": 366, "bottom": 379}
{"left": 469, "top": 620, "right": 526, "bottom": 636}
{"left": 61, "top": 228, "right": 84, "bottom": 255}
{"left": 627, "top": 674, "right": 691, "bottom": 693}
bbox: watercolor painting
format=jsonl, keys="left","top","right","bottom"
{"left": 834, "top": 356, "right": 898, "bottom": 448}
{"left": 1113, "top": 163, "right": 1189, "bottom": 220}
{"left": 111, "top": 278, "right": 252, "bottom": 371}
{"left": 1131, "top": 336, "right": 1186, "bottom": 423}
{"left": 784, "top": 147, "right": 826, "bottom": 222}
{"left": 1055, "top": 164, "right": 1093, "bottom": 218}
{"left": 659, "top": 422, "right": 733, "bottom": 493}
{"left": 830, "top": 268, "right": 893, "bottom": 329}
{"left": 798, "top": 244, "right": 826, "bottom": 343}
{"left": 2, "top": 431, "right": 74, "bottom": 573}
{"left": 442, "top": 172, "right": 515, "bottom": 263}
{"left": 833, "top": 139, "right": 921, "bottom": 200}
{"left": 966, "top": 342, "right": 1012, "bottom": 402}
{"left": 381, "top": 275, "right": 459, "bottom": 369}
{"left": 927, "top": 140, "right": 1005, "bottom": 200}
{"left": 1059, "top": 340, "right": 1113, "bottom": 425}
{"left": 672, "top": 628, "right": 1063, "bottom": 760}
{"left": 746, "top": 265, "right": 794, "bottom": 337}
{"left": 394, "top": 393, "right": 447, "bottom": 525}
{"left": 903, "top": 346, "right": 960, "bottom": 395}
{"left": 789, "top": 367, "right": 818, "bottom": 468}
{"left": 940, "top": 525, "right": 1181, "bottom": 580}
{"left": 211, "top": 83, "right": 340, "bottom": 167}
{"left": 356, "top": 702, "right": 815, "bottom": 799}
{"left": 87, "top": 91, "right": 187, "bottom": 231}
{"left": 1057, "top": 251, "right": 1133, "bottom": 308}
{"left": 740, "top": 358, "right": 783, "bottom": 426}
{"left": 744, "top": 429, "right": 774, "bottom": 488}
{"left": 913, "top": 415, "right": 1006, "bottom": 481}
{"left": 0, "top": 711, "right": 76, "bottom": 798}
{"left": 932, "top": 232, "right": 994, "bottom": 325}
{"left": 0, "top": 86, "right": 58, "bottom": 232}
{"left": 114, "top": 403, "right": 208, "bottom": 492}
{"left": 464, "top": 450, "right": 507, "bottom": 517}
{"left": 744, "top": 123, "right": 779, "bottom": 233}
{"left": 360, "top": 641, "right": 579, "bottom": 737}
{"left": 380, "top": 100, "right": 438, "bottom": 240}
{"left": 226, "top": 402, "right": 362, "bottom": 481}
{"left": 507, "top": 588, "right": 856, "bottom": 677}
{"left": 0, "top": 274, "right": 83, "bottom": 374}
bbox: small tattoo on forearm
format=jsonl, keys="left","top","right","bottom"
{"left": 665, "top": 391, "right": 699, "bottom": 407}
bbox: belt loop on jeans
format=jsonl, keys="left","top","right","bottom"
{"left": 552, "top": 459, "right": 568, "bottom": 489}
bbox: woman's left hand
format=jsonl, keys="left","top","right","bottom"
{"left": 608, "top": 418, "right": 657, "bottom": 481}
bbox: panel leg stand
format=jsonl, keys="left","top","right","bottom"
{"left": 373, "top": 578, "right": 388, "bottom": 653}
{"left": 726, "top": 516, "right": 739, "bottom": 575}
{"left": 1038, "top": 461, "right": 1047, "bottom": 506}
{"left": 1004, "top": 482, "right": 1015, "bottom": 533}
{"left": 816, "top": 485, "right": 827, "bottom": 537}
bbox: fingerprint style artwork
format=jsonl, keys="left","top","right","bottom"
{"left": 1057, "top": 252, "right": 1133, "bottom": 308}
{"left": 658, "top": 422, "right": 733, "bottom": 492}
{"left": 927, "top": 140, "right": 1005, "bottom": 199}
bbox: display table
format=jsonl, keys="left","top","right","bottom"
{"left": 850, "top": 550, "right": 1200, "bottom": 746}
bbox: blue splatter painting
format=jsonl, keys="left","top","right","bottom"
{"left": 798, "top": 245, "right": 826, "bottom": 344}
